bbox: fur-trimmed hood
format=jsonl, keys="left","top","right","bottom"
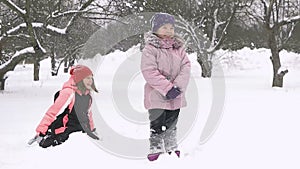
{"left": 144, "top": 32, "right": 184, "bottom": 49}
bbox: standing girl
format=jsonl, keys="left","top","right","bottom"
{"left": 29, "top": 65, "right": 100, "bottom": 148}
{"left": 141, "top": 13, "right": 191, "bottom": 161}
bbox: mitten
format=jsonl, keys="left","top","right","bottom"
{"left": 91, "top": 128, "right": 103, "bottom": 141}
{"left": 82, "top": 124, "right": 100, "bottom": 140}
{"left": 86, "top": 128, "right": 100, "bottom": 140}
{"left": 27, "top": 134, "right": 43, "bottom": 145}
{"left": 39, "top": 134, "right": 61, "bottom": 148}
{"left": 39, "top": 135, "right": 55, "bottom": 148}
{"left": 166, "top": 86, "right": 181, "bottom": 100}
{"left": 87, "top": 131, "right": 99, "bottom": 140}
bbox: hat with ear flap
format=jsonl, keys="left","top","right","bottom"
{"left": 70, "top": 65, "right": 93, "bottom": 84}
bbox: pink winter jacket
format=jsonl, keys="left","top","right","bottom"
{"left": 36, "top": 77, "right": 95, "bottom": 135}
{"left": 141, "top": 32, "right": 191, "bottom": 110}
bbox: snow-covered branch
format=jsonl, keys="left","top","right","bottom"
{"left": 285, "top": 22, "right": 296, "bottom": 42}
{"left": 242, "top": 0, "right": 264, "bottom": 24}
{"left": 1, "top": 0, "right": 26, "bottom": 15}
{"left": 0, "top": 22, "right": 68, "bottom": 41}
{"left": 46, "top": 25, "right": 67, "bottom": 34}
{"left": 278, "top": 21, "right": 297, "bottom": 51}
{"left": 60, "top": 0, "right": 95, "bottom": 34}
{"left": 177, "top": 15, "right": 202, "bottom": 51}
{"left": 207, "top": 9, "right": 226, "bottom": 52}
{"left": 277, "top": 66, "right": 288, "bottom": 76}
{"left": 6, "top": 34, "right": 31, "bottom": 39}
{"left": 207, "top": 7, "right": 235, "bottom": 53}
{"left": 0, "top": 47, "right": 34, "bottom": 69}
{"left": 33, "top": 31, "right": 46, "bottom": 53}
{"left": 214, "top": 9, "right": 226, "bottom": 26}
{"left": 1, "top": 0, "right": 96, "bottom": 40}
{"left": 6, "top": 23, "right": 43, "bottom": 35}
{"left": 50, "top": 9, "right": 89, "bottom": 18}
{"left": 278, "top": 15, "right": 300, "bottom": 27}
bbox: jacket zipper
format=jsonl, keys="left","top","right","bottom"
{"left": 167, "top": 48, "right": 175, "bottom": 109}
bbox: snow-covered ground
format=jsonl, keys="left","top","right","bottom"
{"left": 0, "top": 47, "right": 300, "bottom": 169}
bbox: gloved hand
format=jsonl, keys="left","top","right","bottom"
{"left": 166, "top": 86, "right": 181, "bottom": 100}
{"left": 87, "top": 131, "right": 99, "bottom": 140}
{"left": 27, "top": 134, "right": 44, "bottom": 145}
{"left": 86, "top": 128, "right": 102, "bottom": 140}
{"left": 39, "top": 135, "right": 57, "bottom": 148}
{"left": 92, "top": 129, "right": 103, "bottom": 141}
{"left": 39, "top": 133, "right": 67, "bottom": 148}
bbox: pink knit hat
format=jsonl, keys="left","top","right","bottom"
{"left": 70, "top": 65, "right": 93, "bottom": 83}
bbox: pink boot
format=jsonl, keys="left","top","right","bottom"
{"left": 147, "top": 152, "right": 161, "bottom": 161}
{"left": 175, "top": 150, "right": 180, "bottom": 158}
{"left": 167, "top": 150, "right": 180, "bottom": 158}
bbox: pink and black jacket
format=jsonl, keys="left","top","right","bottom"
{"left": 36, "top": 77, "right": 95, "bottom": 136}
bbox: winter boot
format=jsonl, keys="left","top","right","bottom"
{"left": 147, "top": 152, "right": 161, "bottom": 161}
{"left": 175, "top": 150, "right": 180, "bottom": 158}
{"left": 167, "top": 150, "right": 180, "bottom": 158}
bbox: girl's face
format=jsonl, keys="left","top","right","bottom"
{"left": 83, "top": 75, "right": 93, "bottom": 90}
{"left": 156, "top": 23, "right": 175, "bottom": 38}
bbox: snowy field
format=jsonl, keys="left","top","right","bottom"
{"left": 1, "top": 47, "right": 300, "bottom": 169}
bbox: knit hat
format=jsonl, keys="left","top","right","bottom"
{"left": 70, "top": 65, "right": 93, "bottom": 83}
{"left": 151, "top": 13, "right": 175, "bottom": 33}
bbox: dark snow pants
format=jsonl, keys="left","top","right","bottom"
{"left": 148, "top": 109, "right": 180, "bottom": 153}
{"left": 38, "top": 123, "right": 83, "bottom": 148}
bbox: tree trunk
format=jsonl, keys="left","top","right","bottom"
{"left": 33, "top": 47, "right": 45, "bottom": 81}
{"left": 64, "top": 57, "right": 68, "bottom": 73}
{"left": 197, "top": 52, "right": 212, "bottom": 78}
{"left": 0, "top": 41, "right": 3, "bottom": 60}
{"left": 0, "top": 50, "right": 28, "bottom": 90}
{"left": 268, "top": 29, "right": 288, "bottom": 87}
{"left": 33, "top": 58, "right": 40, "bottom": 81}
{"left": 0, "top": 42, "right": 4, "bottom": 90}
{"left": 50, "top": 50, "right": 57, "bottom": 76}
{"left": 0, "top": 74, "right": 8, "bottom": 90}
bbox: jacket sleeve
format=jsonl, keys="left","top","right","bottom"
{"left": 173, "top": 47, "right": 191, "bottom": 93}
{"left": 36, "top": 89, "right": 74, "bottom": 135}
{"left": 141, "top": 45, "right": 173, "bottom": 96}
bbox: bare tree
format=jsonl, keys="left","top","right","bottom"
{"left": 247, "top": 0, "right": 300, "bottom": 87}
{"left": 176, "top": 0, "right": 251, "bottom": 77}
{"left": 121, "top": 0, "right": 251, "bottom": 77}
{"left": 0, "top": 0, "right": 96, "bottom": 90}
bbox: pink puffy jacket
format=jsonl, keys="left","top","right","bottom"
{"left": 35, "top": 76, "right": 95, "bottom": 135}
{"left": 141, "top": 32, "right": 191, "bottom": 110}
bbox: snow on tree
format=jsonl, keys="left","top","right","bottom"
{"left": 174, "top": 0, "right": 251, "bottom": 78}
{"left": 246, "top": 0, "right": 300, "bottom": 87}
{"left": 118, "top": 0, "right": 252, "bottom": 78}
{"left": 0, "top": 0, "right": 114, "bottom": 90}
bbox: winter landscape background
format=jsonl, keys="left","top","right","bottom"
{"left": 1, "top": 0, "right": 300, "bottom": 169}
{"left": 1, "top": 46, "right": 300, "bottom": 169}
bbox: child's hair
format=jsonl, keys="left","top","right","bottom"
{"left": 70, "top": 65, "right": 99, "bottom": 93}
{"left": 76, "top": 78, "right": 98, "bottom": 93}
